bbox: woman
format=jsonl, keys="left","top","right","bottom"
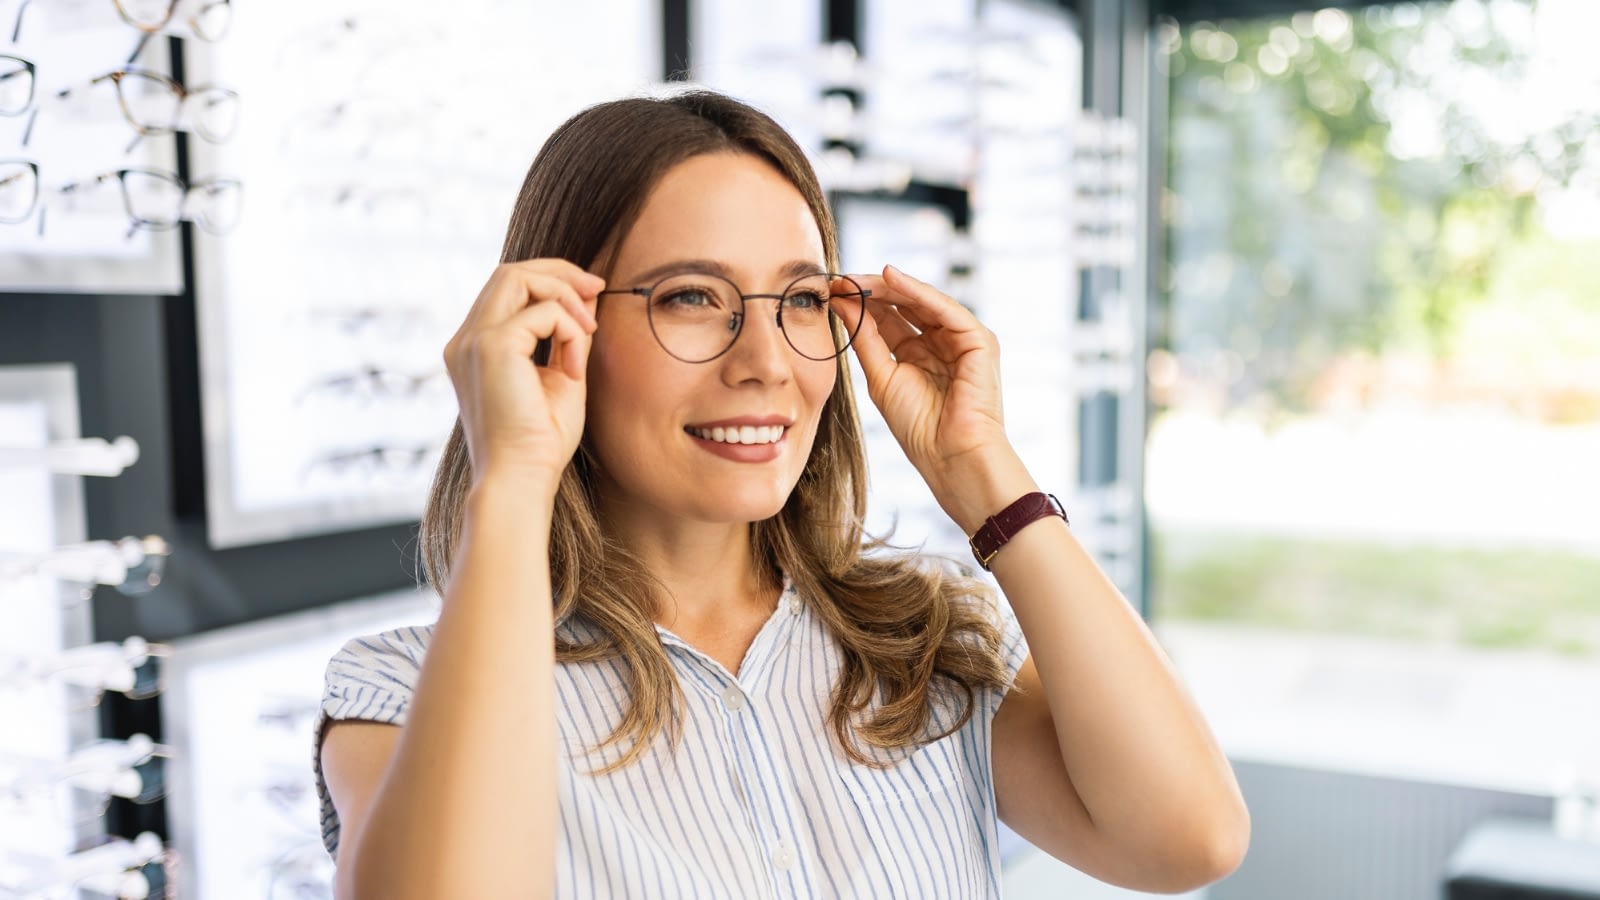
{"left": 314, "top": 90, "right": 1248, "bottom": 899}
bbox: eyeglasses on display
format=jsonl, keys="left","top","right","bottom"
{"left": 597, "top": 271, "right": 869, "bottom": 363}
{"left": 119, "top": 0, "right": 232, "bottom": 62}
{"left": 0, "top": 829, "right": 173, "bottom": 899}
{"left": 298, "top": 444, "right": 437, "bottom": 486}
{"left": 1, "top": 734, "right": 172, "bottom": 812}
{"left": 0, "top": 534, "right": 170, "bottom": 599}
{"left": 26, "top": 67, "right": 240, "bottom": 151}
{"left": 0, "top": 434, "right": 140, "bottom": 476}
{"left": 8, "top": 0, "right": 231, "bottom": 57}
{"left": 0, "top": 636, "right": 168, "bottom": 705}
{"left": 50, "top": 168, "right": 242, "bottom": 237}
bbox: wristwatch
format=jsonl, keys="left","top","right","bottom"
{"left": 968, "top": 492, "right": 1068, "bottom": 571}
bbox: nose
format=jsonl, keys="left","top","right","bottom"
{"left": 723, "top": 296, "right": 793, "bottom": 383}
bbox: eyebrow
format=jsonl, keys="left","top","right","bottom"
{"left": 622, "top": 258, "right": 826, "bottom": 287}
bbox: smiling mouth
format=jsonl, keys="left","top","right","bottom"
{"left": 686, "top": 425, "right": 787, "bottom": 445}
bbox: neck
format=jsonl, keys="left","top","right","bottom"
{"left": 596, "top": 496, "right": 778, "bottom": 629}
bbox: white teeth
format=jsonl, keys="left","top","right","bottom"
{"left": 690, "top": 425, "right": 786, "bottom": 444}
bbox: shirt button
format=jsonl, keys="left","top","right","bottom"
{"left": 721, "top": 686, "right": 746, "bottom": 712}
{"left": 771, "top": 840, "right": 797, "bottom": 871}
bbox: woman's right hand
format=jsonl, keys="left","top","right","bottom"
{"left": 443, "top": 259, "right": 604, "bottom": 491}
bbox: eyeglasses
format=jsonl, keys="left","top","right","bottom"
{"left": 33, "top": 67, "right": 240, "bottom": 150}
{"left": 597, "top": 271, "right": 869, "bottom": 363}
{"left": 115, "top": 0, "right": 230, "bottom": 36}
{"left": 0, "top": 636, "right": 169, "bottom": 707}
{"left": 299, "top": 444, "right": 436, "bottom": 487}
{"left": 8, "top": 0, "right": 232, "bottom": 56}
{"left": 1, "top": 734, "right": 172, "bottom": 815}
{"left": 295, "top": 366, "right": 445, "bottom": 406}
{"left": 0, "top": 829, "right": 173, "bottom": 898}
{"left": 53, "top": 168, "right": 242, "bottom": 237}
{"left": 0, "top": 534, "right": 170, "bottom": 601}
{"left": 0, "top": 434, "right": 140, "bottom": 477}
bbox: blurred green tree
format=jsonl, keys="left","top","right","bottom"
{"left": 1159, "top": 0, "right": 1599, "bottom": 414}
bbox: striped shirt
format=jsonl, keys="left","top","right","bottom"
{"left": 313, "top": 577, "right": 1029, "bottom": 898}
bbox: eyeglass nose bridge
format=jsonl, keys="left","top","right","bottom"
{"left": 725, "top": 291, "right": 810, "bottom": 353}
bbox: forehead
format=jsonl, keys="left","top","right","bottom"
{"left": 611, "top": 152, "right": 827, "bottom": 282}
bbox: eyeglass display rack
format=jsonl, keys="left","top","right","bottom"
{"left": 159, "top": 586, "right": 435, "bottom": 899}
{"left": 0, "top": 363, "right": 175, "bottom": 899}
{"left": 184, "top": 0, "right": 661, "bottom": 550}
{"left": 0, "top": 0, "right": 239, "bottom": 295}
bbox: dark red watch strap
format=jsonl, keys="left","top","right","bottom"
{"left": 968, "top": 492, "right": 1068, "bottom": 570}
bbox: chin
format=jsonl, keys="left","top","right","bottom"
{"left": 700, "top": 483, "right": 797, "bottom": 524}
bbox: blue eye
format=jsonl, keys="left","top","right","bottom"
{"left": 783, "top": 289, "right": 828, "bottom": 311}
{"left": 657, "top": 287, "right": 721, "bottom": 309}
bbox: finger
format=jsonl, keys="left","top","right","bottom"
{"left": 457, "top": 272, "right": 594, "bottom": 366}
{"left": 510, "top": 301, "right": 590, "bottom": 370}
{"left": 462, "top": 298, "right": 590, "bottom": 377}
{"left": 846, "top": 272, "right": 948, "bottom": 337}
{"left": 463, "top": 261, "right": 604, "bottom": 332}
{"left": 506, "top": 257, "right": 608, "bottom": 298}
{"left": 848, "top": 300, "right": 897, "bottom": 384}
{"left": 878, "top": 265, "right": 982, "bottom": 333}
{"left": 869, "top": 302, "right": 922, "bottom": 357}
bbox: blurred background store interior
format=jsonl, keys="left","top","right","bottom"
{"left": 1, "top": 0, "right": 1596, "bottom": 897}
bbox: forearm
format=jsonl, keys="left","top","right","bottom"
{"left": 347, "top": 476, "right": 560, "bottom": 899}
{"left": 948, "top": 452, "right": 1247, "bottom": 864}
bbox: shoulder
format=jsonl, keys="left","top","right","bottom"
{"left": 323, "top": 624, "right": 435, "bottom": 707}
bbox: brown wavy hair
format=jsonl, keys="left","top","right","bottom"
{"left": 420, "top": 90, "right": 1011, "bottom": 771}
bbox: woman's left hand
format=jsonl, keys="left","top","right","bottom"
{"left": 846, "top": 265, "right": 1034, "bottom": 532}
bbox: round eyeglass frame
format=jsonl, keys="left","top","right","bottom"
{"left": 597, "top": 271, "right": 871, "bottom": 364}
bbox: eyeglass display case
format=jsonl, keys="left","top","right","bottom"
{"left": 184, "top": 0, "right": 662, "bottom": 549}
{"left": 0, "top": 364, "right": 176, "bottom": 898}
{"left": 0, "top": 0, "right": 207, "bottom": 294}
{"left": 161, "top": 587, "right": 435, "bottom": 900}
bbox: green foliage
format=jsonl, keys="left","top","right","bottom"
{"left": 1152, "top": 527, "right": 1600, "bottom": 656}
{"left": 1159, "top": 1, "right": 1599, "bottom": 412}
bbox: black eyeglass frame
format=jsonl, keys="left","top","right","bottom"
{"left": 597, "top": 271, "right": 872, "bottom": 364}
{"left": 54, "top": 167, "right": 242, "bottom": 237}
{"left": 0, "top": 55, "right": 36, "bottom": 117}
{"left": 0, "top": 159, "right": 39, "bottom": 224}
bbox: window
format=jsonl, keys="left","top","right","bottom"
{"left": 1152, "top": 0, "right": 1600, "bottom": 787}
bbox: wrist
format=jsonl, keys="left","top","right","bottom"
{"left": 467, "top": 467, "right": 562, "bottom": 520}
{"left": 933, "top": 448, "right": 1039, "bottom": 535}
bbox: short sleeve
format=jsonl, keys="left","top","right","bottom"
{"left": 312, "top": 625, "right": 433, "bottom": 858}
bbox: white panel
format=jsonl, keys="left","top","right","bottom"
{"left": 162, "top": 588, "right": 437, "bottom": 899}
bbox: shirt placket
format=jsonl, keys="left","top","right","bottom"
{"left": 662, "top": 588, "right": 813, "bottom": 899}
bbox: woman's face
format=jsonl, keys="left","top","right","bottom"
{"left": 585, "top": 151, "right": 837, "bottom": 528}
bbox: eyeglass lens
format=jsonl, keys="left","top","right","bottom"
{"left": 114, "top": 0, "right": 179, "bottom": 31}
{"left": 106, "top": 72, "right": 240, "bottom": 143}
{"left": 110, "top": 71, "right": 181, "bottom": 135}
{"left": 645, "top": 273, "right": 865, "bottom": 362}
{"left": 0, "top": 161, "right": 38, "bottom": 222}
{"left": 0, "top": 55, "right": 34, "bottom": 117}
